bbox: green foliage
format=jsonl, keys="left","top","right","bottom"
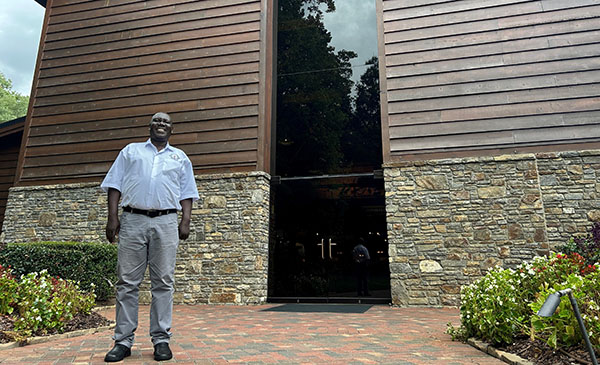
{"left": 0, "top": 72, "right": 29, "bottom": 123}
{"left": 446, "top": 321, "right": 469, "bottom": 342}
{"left": 453, "top": 251, "right": 599, "bottom": 352}
{"left": 558, "top": 222, "right": 600, "bottom": 266}
{"left": 530, "top": 271, "right": 600, "bottom": 350}
{"left": 0, "top": 268, "right": 95, "bottom": 339}
{"left": 0, "top": 241, "right": 117, "bottom": 301}
{"left": 0, "top": 264, "right": 18, "bottom": 315}
{"left": 343, "top": 56, "right": 382, "bottom": 169}
{"left": 13, "top": 270, "right": 95, "bottom": 337}
{"left": 458, "top": 265, "right": 534, "bottom": 345}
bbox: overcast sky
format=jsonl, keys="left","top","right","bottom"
{"left": 322, "top": 0, "right": 378, "bottom": 85}
{"left": 0, "top": 1, "right": 45, "bottom": 96}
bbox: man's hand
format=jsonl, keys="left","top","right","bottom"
{"left": 106, "top": 215, "right": 120, "bottom": 243}
{"left": 106, "top": 188, "right": 122, "bottom": 243}
{"left": 178, "top": 219, "right": 190, "bottom": 240}
{"left": 179, "top": 198, "right": 193, "bottom": 240}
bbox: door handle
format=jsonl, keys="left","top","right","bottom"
{"left": 329, "top": 238, "right": 336, "bottom": 259}
{"left": 317, "top": 238, "right": 325, "bottom": 259}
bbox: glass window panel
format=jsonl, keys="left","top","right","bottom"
{"left": 276, "top": 0, "right": 381, "bottom": 177}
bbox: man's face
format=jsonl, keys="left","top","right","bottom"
{"left": 149, "top": 113, "right": 172, "bottom": 143}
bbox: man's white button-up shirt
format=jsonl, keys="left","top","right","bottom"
{"left": 101, "top": 139, "right": 199, "bottom": 210}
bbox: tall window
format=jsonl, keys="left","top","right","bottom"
{"left": 276, "top": 0, "right": 381, "bottom": 177}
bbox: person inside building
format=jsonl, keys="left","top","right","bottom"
{"left": 352, "top": 237, "right": 371, "bottom": 296}
{"left": 101, "top": 112, "right": 199, "bottom": 362}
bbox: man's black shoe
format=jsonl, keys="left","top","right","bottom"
{"left": 104, "top": 344, "right": 131, "bottom": 362}
{"left": 154, "top": 342, "right": 173, "bottom": 361}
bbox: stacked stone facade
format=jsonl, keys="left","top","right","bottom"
{"left": 2, "top": 150, "right": 599, "bottom": 307}
{"left": 0, "top": 172, "right": 270, "bottom": 305}
{"left": 536, "top": 151, "right": 600, "bottom": 247}
{"left": 384, "top": 149, "right": 600, "bottom": 306}
{"left": 174, "top": 172, "right": 270, "bottom": 305}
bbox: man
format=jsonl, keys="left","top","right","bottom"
{"left": 352, "top": 238, "right": 370, "bottom": 296}
{"left": 101, "top": 112, "right": 199, "bottom": 362}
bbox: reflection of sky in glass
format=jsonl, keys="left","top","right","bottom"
{"left": 320, "top": 0, "right": 378, "bottom": 87}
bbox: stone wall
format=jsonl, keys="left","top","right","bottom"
{"left": 536, "top": 151, "right": 600, "bottom": 248}
{"left": 1, "top": 182, "right": 107, "bottom": 243}
{"left": 3, "top": 150, "right": 599, "bottom": 307}
{"left": 0, "top": 172, "right": 270, "bottom": 305}
{"left": 173, "top": 172, "right": 270, "bottom": 305}
{"left": 384, "top": 149, "right": 600, "bottom": 306}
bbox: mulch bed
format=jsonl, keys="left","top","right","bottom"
{"left": 0, "top": 312, "right": 112, "bottom": 344}
{"left": 500, "top": 336, "right": 597, "bottom": 365}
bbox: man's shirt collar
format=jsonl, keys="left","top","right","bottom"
{"left": 144, "top": 138, "right": 172, "bottom": 153}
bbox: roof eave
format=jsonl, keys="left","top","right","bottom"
{"left": 0, "top": 117, "right": 26, "bottom": 138}
{"left": 34, "top": 0, "right": 46, "bottom": 8}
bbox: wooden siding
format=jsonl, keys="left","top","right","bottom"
{"left": 0, "top": 133, "right": 22, "bottom": 232}
{"left": 18, "top": 0, "right": 270, "bottom": 185}
{"left": 380, "top": 0, "right": 600, "bottom": 160}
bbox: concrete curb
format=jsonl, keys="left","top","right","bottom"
{"left": 468, "top": 338, "right": 535, "bottom": 365}
{"left": 0, "top": 305, "right": 115, "bottom": 350}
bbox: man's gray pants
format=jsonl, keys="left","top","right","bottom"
{"left": 113, "top": 211, "right": 179, "bottom": 348}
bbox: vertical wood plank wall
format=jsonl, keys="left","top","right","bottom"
{"left": 380, "top": 0, "right": 600, "bottom": 161}
{"left": 18, "top": 0, "right": 267, "bottom": 185}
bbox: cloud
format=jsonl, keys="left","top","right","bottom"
{"left": 0, "top": 1, "right": 44, "bottom": 95}
{"left": 322, "top": 0, "right": 379, "bottom": 84}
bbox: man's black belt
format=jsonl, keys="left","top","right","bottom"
{"left": 123, "top": 206, "right": 177, "bottom": 218}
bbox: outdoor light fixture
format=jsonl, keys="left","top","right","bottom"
{"left": 537, "top": 288, "right": 598, "bottom": 365}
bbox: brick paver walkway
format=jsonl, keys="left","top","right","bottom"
{"left": 0, "top": 304, "right": 502, "bottom": 364}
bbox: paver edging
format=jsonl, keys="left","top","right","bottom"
{"left": 0, "top": 305, "right": 115, "bottom": 351}
{"left": 468, "top": 338, "right": 535, "bottom": 365}
{"left": 0, "top": 324, "right": 114, "bottom": 350}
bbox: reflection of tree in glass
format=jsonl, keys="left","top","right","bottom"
{"left": 343, "top": 57, "right": 382, "bottom": 170}
{"left": 277, "top": 0, "right": 356, "bottom": 177}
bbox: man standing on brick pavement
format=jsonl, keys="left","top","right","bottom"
{"left": 101, "top": 112, "right": 199, "bottom": 362}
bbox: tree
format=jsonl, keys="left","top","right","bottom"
{"left": 343, "top": 56, "right": 382, "bottom": 169}
{"left": 0, "top": 72, "right": 29, "bottom": 123}
{"left": 276, "top": 0, "right": 356, "bottom": 177}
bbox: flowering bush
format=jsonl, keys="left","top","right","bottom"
{"left": 0, "top": 241, "right": 117, "bottom": 301}
{"left": 526, "top": 252, "right": 596, "bottom": 289}
{"left": 452, "top": 251, "right": 599, "bottom": 350}
{"left": 0, "top": 268, "right": 95, "bottom": 339}
{"left": 456, "top": 264, "right": 536, "bottom": 345}
{"left": 0, "top": 264, "right": 17, "bottom": 315}
{"left": 559, "top": 222, "right": 600, "bottom": 266}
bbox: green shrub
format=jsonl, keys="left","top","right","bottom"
{"left": 0, "top": 241, "right": 117, "bottom": 301}
{"left": 453, "top": 251, "right": 599, "bottom": 351}
{"left": 559, "top": 222, "right": 600, "bottom": 266}
{"left": 0, "top": 264, "right": 18, "bottom": 315}
{"left": 0, "top": 267, "right": 95, "bottom": 339}
{"left": 530, "top": 270, "right": 600, "bottom": 350}
{"left": 458, "top": 265, "right": 535, "bottom": 345}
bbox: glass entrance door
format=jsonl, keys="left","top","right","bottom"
{"left": 269, "top": 176, "right": 390, "bottom": 301}
{"left": 270, "top": 0, "right": 387, "bottom": 302}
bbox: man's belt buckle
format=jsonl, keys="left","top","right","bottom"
{"left": 147, "top": 210, "right": 160, "bottom": 218}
